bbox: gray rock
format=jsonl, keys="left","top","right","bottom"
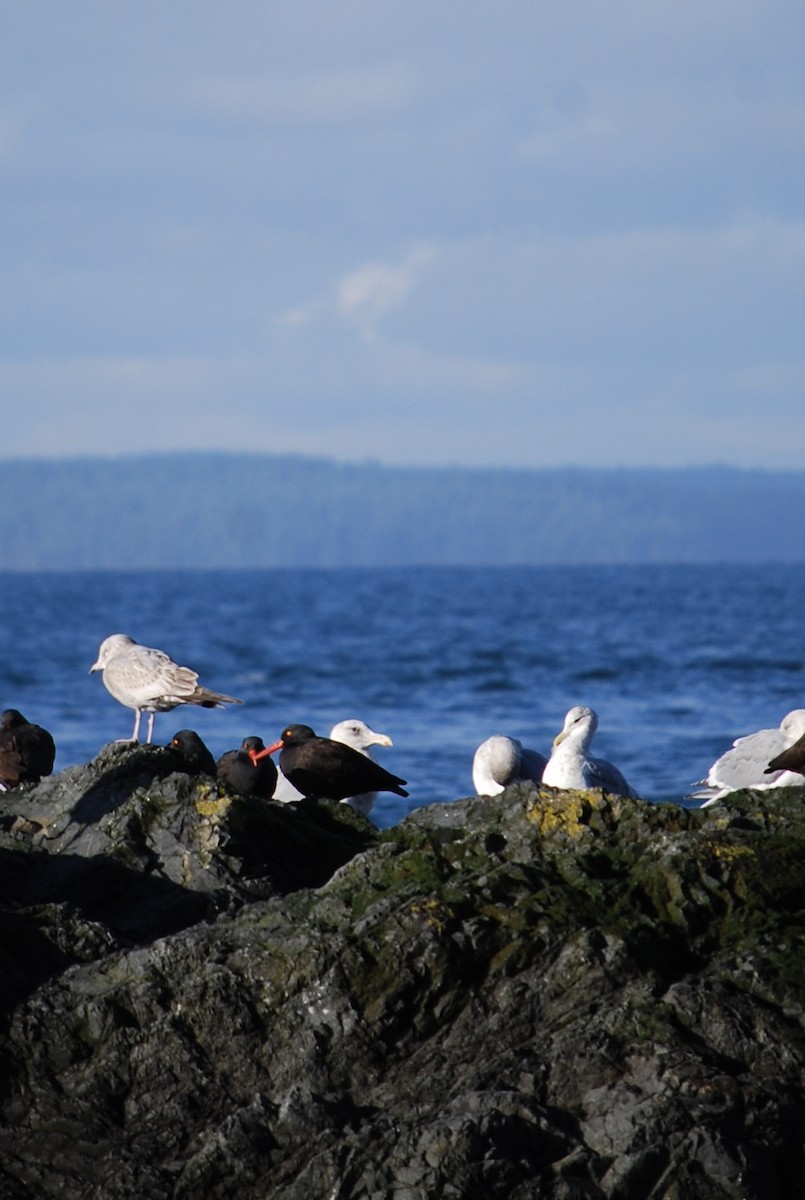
{"left": 0, "top": 755, "right": 804, "bottom": 1198}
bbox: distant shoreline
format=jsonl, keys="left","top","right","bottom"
{"left": 3, "top": 453, "right": 804, "bottom": 570}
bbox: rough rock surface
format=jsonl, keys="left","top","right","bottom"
{"left": 0, "top": 744, "right": 804, "bottom": 1199}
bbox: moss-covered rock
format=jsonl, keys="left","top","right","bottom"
{"left": 0, "top": 754, "right": 804, "bottom": 1198}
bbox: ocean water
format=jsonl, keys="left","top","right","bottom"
{"left": 2, "top": 564, "right": 804, "bottom": 827}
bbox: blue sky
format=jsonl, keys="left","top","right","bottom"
{"left": 2, "top": 1, "right": 804, "bottom": 467}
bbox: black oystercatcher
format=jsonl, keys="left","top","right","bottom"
{"left": 765, "top": 730, "right": 805, "bottom": 778}
{"left": 90, "top": 634, "right": 243, "bottom": 744}
{"left": 273, "top": 718, "right": 396, "bottom": 815}
{"left": 216, "top": 736, "right": 278, "bottom": 799}
{"left": 251, "top": 723, "right": 408, "bottom": 802}
{"left": 167, "top": 729, "right": 217, "bottom": 776}
{"left": 0, "top": 708, "right": 56, "bottom": 788}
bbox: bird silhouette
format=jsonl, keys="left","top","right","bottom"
{"left": 216, "top": 736, "right": 278, "bottom": 799}
{"left": 167, "top": 729, "right": 217, "bottom": 776}
{"left": 0, "top": 708, "right": 56, "bottom": 789}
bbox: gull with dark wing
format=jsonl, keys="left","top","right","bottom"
{"left": 542, "top": 705, "right": 639, "bottom": 799}
{"left": 472, "top": 734, "right": 547, "bottom": 797}
{"left": 690, "top": 708, "right": 805, "bottom": 805}
{"left": 90, "top": 634, "right": 242, "bottom": 744}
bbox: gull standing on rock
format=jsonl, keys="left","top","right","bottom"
{"left": 542, "top": 705, "right": 639, "bottom": 799}
{"left": 90, "top": 634, "right": 243, "bottom": 744}
{"left": 472, "top": 735, "right": 547, "bottom": 797}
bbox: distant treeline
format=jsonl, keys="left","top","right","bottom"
{"left": 2, "top": 453, "right": 804, "bottom": 568}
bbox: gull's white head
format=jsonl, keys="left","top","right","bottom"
{"left": 329, "top": 719, "right": 393, "bottom": 753}
{"left": 90, "top": 633, "right": 136, "bottom": 674}
{"left": 780, "top": 709, "right": 805, "bottom": 740}
{"left": 553, "top": 705, "right": 598, "bottom": 748}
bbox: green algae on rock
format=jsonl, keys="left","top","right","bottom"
{"left": 0, "top": 752, "right": 804, "bottom": 1199}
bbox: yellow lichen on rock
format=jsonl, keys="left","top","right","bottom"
{"left": 525, "top": 790, "right": 595, "bottom": 840}
{"left": 711, "top": 842, "right": 755, "bottom": 864}
{"left": 194, "top": 788, "right": 232, "bottom": 819}
{"left": 410, "top": 896, "right": 451, "bottom": 933}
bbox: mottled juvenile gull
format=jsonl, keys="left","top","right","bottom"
{"left": 90, "top": 634, "right": 242, "bottom": 744}
{"left": 0, "top": 708, "right": 56, "bottom": 789}
{"left": 690, "top": 709, "right": 805, "bottom": 805}
{"left": 542, "top": 705, "right": 638, "bottom": 799}
{"left": 250, "top": 723, "right": 407, "bottom": 803}
{"left": 472, "top": 734, "right": 547, "bottom": 797}
{"left": 274, "top": 718, "right": 395, "bottom": 815}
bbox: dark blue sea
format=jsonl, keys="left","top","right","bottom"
{"left": 2, "top": 565, "right": 804, "bottom": 827}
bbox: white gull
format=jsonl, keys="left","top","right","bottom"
{"left": 689, "top": 708, "right": 805, "bottom": 806}
{"left": 90, "top": 633, "right": 242, "bottom": 744}
{"left": 472, "top": 734, "right": 547, "bottom": 797}
{"left": 542, "top": 705, "right": 638, "bottom": 799}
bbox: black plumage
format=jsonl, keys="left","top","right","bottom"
{"left": 765, "top": 731, "right": 805, "bottom": 777}
{"left": 167, "top": 729, "right": 217, "bottom": 776}
{"left": 0, "top": 708, "right": 56, "bottom": 787}
{"left": 252, "top": 723, "right": 408, "bottom": 802}
{"left": 216, "top": 736, "right": 278, "bottom": 799}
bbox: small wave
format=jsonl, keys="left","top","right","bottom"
{"left": 472, "top": 677, "right": 518, "bottom": 693}
{"left": 700, "top": 657, "right": 805, "bottom": 675}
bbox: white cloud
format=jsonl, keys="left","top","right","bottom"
{"left": 275, "top": 246, "right": 436, "bottom": 335}
{"left": 2, "top": 1, "right": 805, "bottom": 469}
{"left": 336, "top": 247, "right": 435, "bottom": 325}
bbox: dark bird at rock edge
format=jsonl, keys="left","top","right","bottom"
{"left": 0, "top": 708, "right": 57, "bottom": 789}
{"left": 167, "top": 729, "right": 217, "bottom": 776}
{"left": 251, "top": 723, "right": 408, "bottom": 802}
{"left": 216, "top": 736, "right": 278, "bottom": 799}
{"left": 765, "top": 730, "right": 805, "bottom": 778}
{"left": 90, "top": 633, "right": 242, "bottom": 744}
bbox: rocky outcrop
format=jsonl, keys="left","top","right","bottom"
{"left": 0, "top": 746, "right": 803, "bottom": 1199}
